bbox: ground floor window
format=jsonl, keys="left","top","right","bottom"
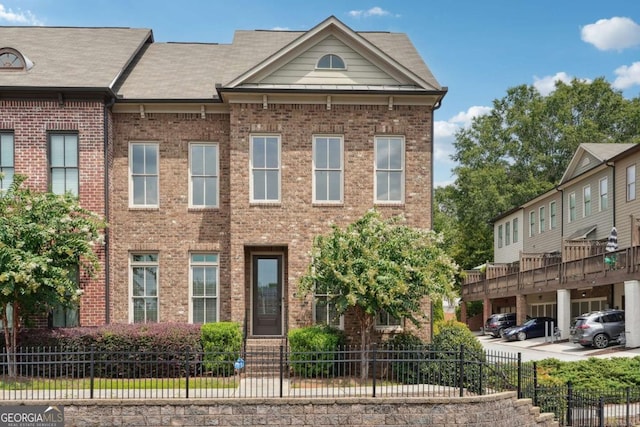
{"left": 313, "top": 282, "right": 343, "bottom": 329}
{"left": 528, "top": 302, "right": 557, "bottom": 319}
{"left": 131, "top": 253, "right": 159, "bottom": 323}
{"left": 50, "top": 304, "right": 79, "bottom": 328}
{"left": 571, "top": 298, "right": 608, "bottom": 318}
{"left": 190, "top": 253, "right": 218, "bottom": 323}
{"left": 375, "top": 310, "right": 401, "bottom": 329}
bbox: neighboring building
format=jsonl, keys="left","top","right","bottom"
{"left": 463, "top": 142, "right": 640, "bottom": 347}
{"left": 1, "top": 17, "right": 446, "bottom": 343}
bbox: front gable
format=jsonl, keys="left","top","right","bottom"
{"left": 224, "top": 16, "right": 442, "bottom": 94}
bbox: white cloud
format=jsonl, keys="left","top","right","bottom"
{"left": 613, "top": 62, "right": 640, "bottom": 89}
{"left": 348, "top": 7, "right": 393, "bottom": 18}
{"left": 581, "top": 17, "right": 640, "bottom": 51}
{"left": 533, "top": 72, "right": 573, "bottom": 96}
{"left": 432, "top": 106, "right": 492, "bottom": 187}
{"left": 270, "top": 26, "right": 290, "bottom": 31}
{"left": 0, "top": 3, "right": 42, "bottom": 25}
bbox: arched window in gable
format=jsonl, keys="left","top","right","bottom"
{"left": 316, "top": 54, "right": 346, "bottom": 70}
{"left": 0, "top": 47, "right": 32, "bottom": 71}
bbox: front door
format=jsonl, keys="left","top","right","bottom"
{"left": 252, "top": 255, "right": 282, "bottom": 336}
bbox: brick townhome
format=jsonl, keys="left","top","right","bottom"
{"left": 1, "top": 17, "right": 446, "bottom": 342}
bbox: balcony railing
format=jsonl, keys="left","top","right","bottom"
{"left": 462, "top": 247, "right": 640, "bottom": 301}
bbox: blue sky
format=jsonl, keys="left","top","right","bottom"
{"left": 3, "top": 1, "right": 640, "bottom": 187}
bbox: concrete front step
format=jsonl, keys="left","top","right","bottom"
{"left": 242, "top": 338, "right": 288, "bottom": 377}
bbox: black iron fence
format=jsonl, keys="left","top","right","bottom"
{"left": 1, "top": 345, "right": 639, "bottom": 426}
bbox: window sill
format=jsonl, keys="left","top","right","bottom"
{"left": 249, "top": 202, "right": 282, "bottom": 207}
{"left": 128, "top": 206, "right": 159, "bottom": 211}
{"left": 188, "top": 207, "right": 219, "bottom": 212}
{"left": 312, "top": 202, "right": 344, "bottom": 207}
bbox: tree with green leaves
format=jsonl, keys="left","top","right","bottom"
{"left": 299, "top": 209, "right": 458, "bottom": 378}
{"left": 438, "top": 77, "right": 640, "bottom": 271}
{"left": 0, "top": 175, "right": 105, "bottom": 375}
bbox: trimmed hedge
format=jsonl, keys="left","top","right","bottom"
{"left": 288, "top": 325, "right": 345, "bottom": 378}
{"left": 201, "top": 322, "right": 242, "bottom": 376}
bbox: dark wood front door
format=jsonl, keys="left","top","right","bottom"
{"left": 252, "top": 255, "right": 282, "bottom": 336}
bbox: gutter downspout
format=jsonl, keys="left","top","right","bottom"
{"left": 606, "top": 162, "right": 615, "bottom": 227}
{"left": 430, "top": 95, "right": 444, "bottom": 231}
{"left": 103, "top": 96, "right": 116, "bottom": 324}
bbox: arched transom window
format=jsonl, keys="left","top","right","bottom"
{"left": 316, "top": 54, "right": 346, "bottom": 70}
{"left": 0, "top": 48, "right": 29, "bottom": 70}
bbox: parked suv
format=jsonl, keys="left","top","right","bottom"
{"left": 570, "top": 309, "right": 625, "bottom": 349}
{"left": 484, "top": 313, "right": 517, "bottom": 338}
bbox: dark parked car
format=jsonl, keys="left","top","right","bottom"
{"left": 484, "top": 313, "right": 517, "bottom": 338}
{"left": 570, "top": 309, "right": 625, "bottom": 349}
{"left": 503, "top": 317, "right": 557, "bottom": 341}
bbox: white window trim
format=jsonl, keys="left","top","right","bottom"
{"left": 249, "top": 135, "right": 281, "bottom": 203}
{"left": 627, "top": 165, "right": 636, "bottom": 202}
{"left": 374, "top": 136, "right": 405, "bottom": 204}
{"left": 315, "top": 54, "right": 347, "bottom": 70}
{"left": 599, "top": 177, "right": 608, "bottom": 212}
{"left": 505, "top": 221, "right": 511, "bottom": 246}
{"left": 188, "top": 142, "right": 219, "bottom": 209}
{"left": 312, "top": 135, "right": 344, "bottom": 204}
{"left": 513, "top": 218, "right": 519, "bottom": 243}
{"left": 129, "top": 253, "right": 159, "bottom": 323}
{"left": 529, "top": 211, "right": 536, "bottom": 237}
{"left": 0, "top": 131, "right": 14, "bottom": 191}
{"left": 539, "top": 206, "right": 545, "bottom": 234}
{"left": 374, "top": 310, "right": 403, "bottom": 331}
{"left": 497, "top": 224, "right": 503, "bottom": 248}
{"left": 583, "top": 184, "right": 591, "bottom": 218}
{"left": 189, "top": 253, "right": 220, "bottom": 324}
{"left": 129, "top": 142, "right": 159, "bottom": 208}
{"left": 549, "top": 201, "right": 557, "bottom": 230}
{"left": 312, "top": 294, "right": 345, "bottom": 330}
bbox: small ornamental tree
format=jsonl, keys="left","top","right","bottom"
{"left": 299, "top": 209, "right": 458, "bottom": 378}
{"left": 0, "top": 175, "right": 105, "bottom": 376}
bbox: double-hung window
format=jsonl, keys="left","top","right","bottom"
{"left": 550, "top": 201, "right": 557, "bottom": 229}
{"left": 599, "top": 177, "right": 608, "bottom": 211}
{"left": 49, "top": 133, "right": 78, "bottom": 196}
{"left": 313, "top": 281, "right": 343, "bottom": 329}
{"left": 529, "top": 211, "right": 536, "bottom": 237}
{"left": 51, "top": 266, "right": 80, "bottom": 328}
{"left": 375, "top": 136, "right": 404, "bottom": 203}
{"left": 505, "top": 221, "right": 511, "bottom": 246}
{"left": 627, "top": 165, "right": 636, "bottom": 202}
{"left": 539, "top": 206, "right": 546, "bottom": 233}
{"left": 190, "top": 253, "right": 219, "bottom": 323}
{"left": 376, "top": 310, "right": 401, "bottom": 328}
{"left": 130, "top": 143, "right": 159, "bottom": 207}
{"left": 130, "top": 253, "right": 158, "bottom": 323}
{"left": 583, "top": 185, "right": 591, "bottom": 217}
{"left": 0, "top": 132, "right": 14, "bottom": 190}
{"left": 568, "top": 192, "right": 576, "bottom": 222}
{"left": 513, "top": 218, "right": 519, "bottom": 243}
{"left": 190, "top": 143, "right": 218, "bottom": 208}
{"left": 313, "top": 136, "right": 343, "bottom": 203}
{"left": 498, "top": 225, "right": 503, "bottom": 248}
{"left": 251, "top": 135, "right": 280, "bottom": 202}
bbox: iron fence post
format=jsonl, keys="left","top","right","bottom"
{"left": 279, "top": 345, "right": 284, "bottom": 398}
{"left": 517, "top": 352, "right": 522, "bottom": 399}
{"left": 533, "top": 361, "right": 538, "bottom": 406}
{"left": 598, "top": 395, "right": 604, "bottom": 427}
{"left": 185, "top": 347, "right": 190, "bottom": 399}
{"left": 89, "top": 345, "right": 95, "bottom": 399}
{"left": 626, "top": 387, "right": 630, "bottom": 427}
{"left": 371, "top": 344, "right": 377, "bottom": 398}
{"left": 459, "top": 344, "right": 464, "bottom": 398}
{"left": 566, "top": 381, "right": 573, "bottom": 426}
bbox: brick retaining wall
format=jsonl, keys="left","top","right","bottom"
{"left": 5, "top": 392, "right": 558, "bottom": 426}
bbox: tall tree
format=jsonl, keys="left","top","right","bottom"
{"left": 0, "top": 175, "right": 105, "bottom": 375}
{"left": 442, "top": 78, "right": 640, "bottom": 270}
{"left": 299, "top": 209, "right": 458, "bottom": 377}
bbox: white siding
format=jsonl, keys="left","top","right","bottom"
{"left": 615, "top": 153, "right": 640, "bottom": 249}
{"left": 259, "top": 35, "right": 401, "bottom": 86}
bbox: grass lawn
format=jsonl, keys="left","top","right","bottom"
{"left": 0, "top": 376, "right": 237, "bottom": 390}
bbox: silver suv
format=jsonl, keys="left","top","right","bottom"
{"left": 570, "top": 309, "right": 625, "bottom": 349}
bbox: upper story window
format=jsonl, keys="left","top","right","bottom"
{"left": 130, "top": 142, "right": 159, "bottom": 208}
{"left": 250, "top": 135, "right": 280, "bottom": 203}
{"left": 599, "top": 177, "right": 608, "bottom": 211}
{"left": 189, "top": 143, "right": 218, "bottom": 208}
{"left": 0, "top": 132, "right": 14, "bottom": 191}
{"left": 583, "top": 185, "right": 591, "bottom": 217}
{"left": 375, "top": 136, "right": 404, "bottom": 203}
{"left": 550, "top": 201, "right": 557, "bottom": 230}
{"left": 513, "top": 218, "right": 519, "bottom": 243}
{"left": 0, "top": 47, "right": 32, "bottom": 71}
{"left": 316, "top": 54, "right": 346, "bottom": 70}
{"left": 49, "top": 133, "right": 78, "bottom": 196}
{"left": 505, "top": 221, "right": 511, "bottom": 246}
{"left": 568, "top": 192, "right": 576, "bottom": 222}
{"left": 539, "top": 206, "right": 546, "bottom": 233}
{"left": 529, "top": 211, "right": 536, "bottom": 237}
{"left": 627, "top": 165, "right": 636, "bottom": 202}
{"left": 498, "top": 224, "right": 503, "bottom": 248}
{"left": 313, "top": 136, "right": 343, "bottom": 203}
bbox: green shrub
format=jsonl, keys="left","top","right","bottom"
{"left": 384, "top": 333, "right": 427, "bottom": 384}
{"left": 422, "top": 320, "right": 485, "bottom": 393}
{"left": 432, "top": 299, "right": 444, "bottom": 323}
{"left": 288, "top": 325, "right": 345, "bottom": 378}
{"left": 201, "top": 322, "right": 242, "bottom": 377}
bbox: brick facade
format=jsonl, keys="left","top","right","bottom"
{"left": 1, "top": 98, "right": 107, "bottom": 326}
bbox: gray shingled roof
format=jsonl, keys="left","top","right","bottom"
{"left": 581, "top": 143, "right": 636, "bottom": 161}
{"left": 0, "top": 27, "right": 151, "bottom": 90}
{"left": 116, "top": 27, "right": 443, "bottom": 100}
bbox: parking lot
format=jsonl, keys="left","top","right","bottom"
{"left": 476, "top": 332, "right": 640, "bottom": 362}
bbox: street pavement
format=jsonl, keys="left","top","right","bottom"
{"left": 476, "top": 332, "right": 640, "bottom": 362}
